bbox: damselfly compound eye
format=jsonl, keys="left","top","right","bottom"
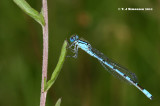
{"left": 70, "top": 35, "right": 79, "bottom": 42}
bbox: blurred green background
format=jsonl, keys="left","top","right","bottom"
{"left": 0, "top": 0, "right": 160, "bottom": 106}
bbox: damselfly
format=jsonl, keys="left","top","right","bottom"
{"left": 68, "top": 35, "right": 153, "bottom": 100}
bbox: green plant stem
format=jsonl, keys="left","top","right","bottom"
{"left": 40, "top": 0, "right": 48, "bottom": 106}
{"left": 13, "top": 0, "right": 67, "bottom": 105}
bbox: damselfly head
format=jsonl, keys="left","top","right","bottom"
{"left": 70, "top": 35, "right": 79, "bottom": 42}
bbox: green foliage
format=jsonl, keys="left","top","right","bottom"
{"left": 1, "top": 0, "right": 160, "bottom": 106}
{"left": 55, "top": 98, "right": 62, "bottom": 106}
{"left": 44, "top": 40, "right": 68, "bottom": 91}
{"left": 13, "top": 0, "right": 45, "bottom": 26}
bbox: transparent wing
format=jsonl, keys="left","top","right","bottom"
{"left": 91, "top": 47, "right": 138, "bottom": 83}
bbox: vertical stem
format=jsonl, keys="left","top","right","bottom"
{"left": 40, "top": 0, "right": 48, "bottom": 106}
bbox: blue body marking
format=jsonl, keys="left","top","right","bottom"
{"left": 69, "top": 35, "right": 153, "bottom": 100}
